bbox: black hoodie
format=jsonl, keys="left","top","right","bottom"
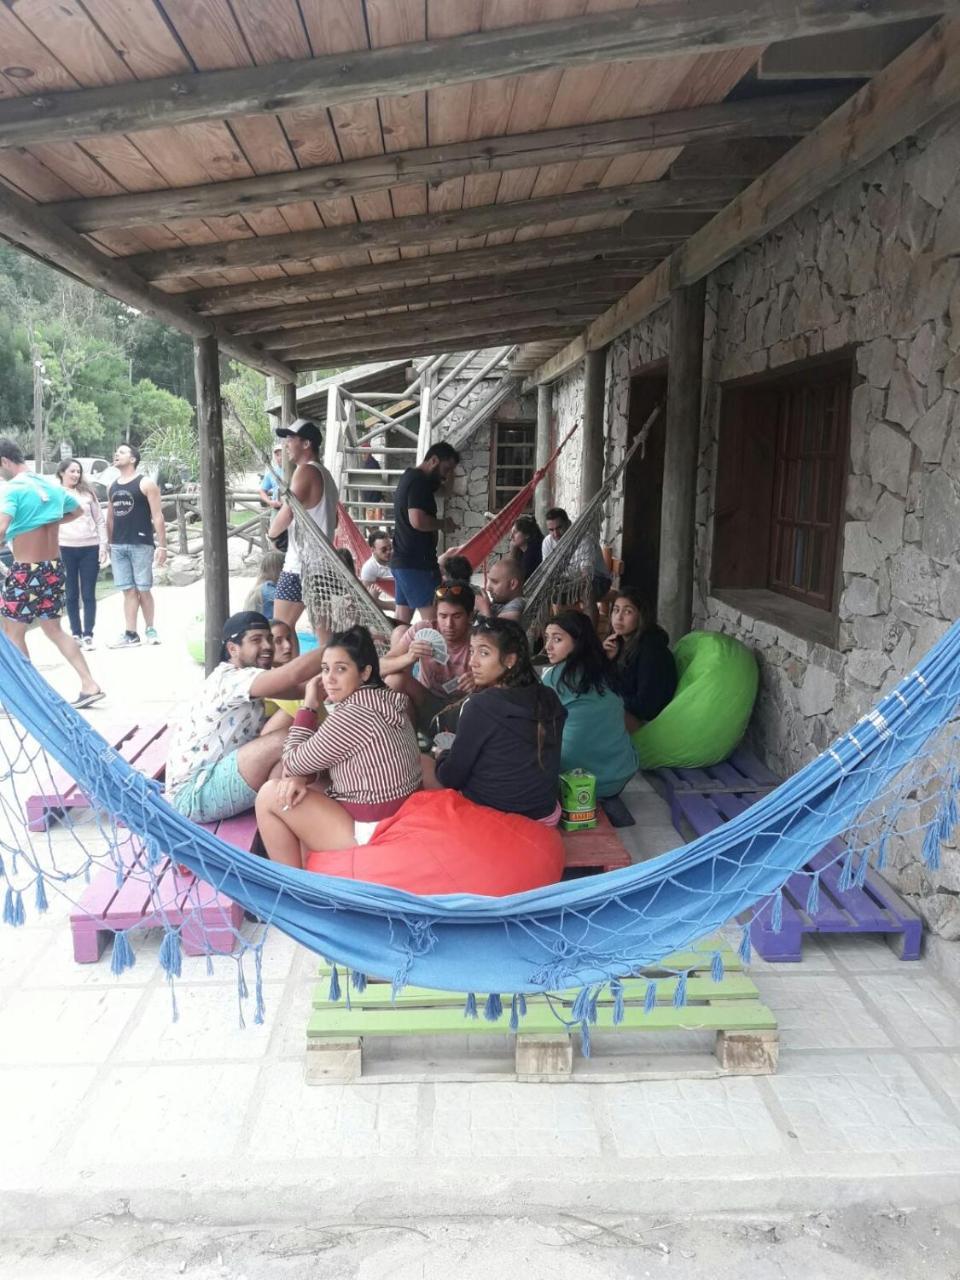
{"left": 435, "top": 681, "right": 566, "bottom": 820}
{"left": 614, "top": 625, "right": 678, "bottom": 722}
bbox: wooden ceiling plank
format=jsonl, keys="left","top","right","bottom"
{"left": 130, "top": 176, "right": 743, "bottom": 278}
{"left": 0, "top": 0, "right": 942, "bottom": 148}
{"left": 287, "top": 322, "right": 584, "bottom": 366}
{"left": 49, "top": 88, "right": 839, "bottom": 232}
{"left": 188, "top": 228, "right": 655, "bottom": 312}
{"left": 529, "top": 15, "right": 960, "bottom": 386}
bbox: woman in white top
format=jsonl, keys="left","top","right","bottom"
{"left": 56, "top": 459, "right": 107, "bottom": 649}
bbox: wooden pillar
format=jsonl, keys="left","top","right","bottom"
{"left": 280, "top": 380, "right": 297, "bottom": 482}
{"left": 658, "top": 281, "right": 706, "bottom": 642}
{"left": 580, "top": 347, "right": 606, "bottom": 510}
{"left": 194, "top": 335, "right": 230, "bottom": 675}
{"left": 535, "top": 383, "right": 552, "bottom": 527}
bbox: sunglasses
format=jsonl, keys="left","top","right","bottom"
{"left": 435, "top": 583, "right": 470, "bottom": 599}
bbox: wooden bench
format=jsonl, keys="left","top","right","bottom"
{"left": 305, "top": 938, "right": 778, "bottom": 1083}
{"left": 653, "top": 752, "right": 922, "bottom": 963}
{"left": 70, "top": 811, "right": 255, "bottom": 963}
{"left": 561, "top": 808, "right": 631, "bottom": 875}
{"left": 26, "top": 721, "right": 170, "bottom": 832}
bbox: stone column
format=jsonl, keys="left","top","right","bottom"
{"left": 580, "top": 347, "right": 606, "bottom": 510}
{"left": 535, "top": 383, "right": 552, "bottom": 527}
{"left": 658, "top": 281, "right": 706, "bottom": 642}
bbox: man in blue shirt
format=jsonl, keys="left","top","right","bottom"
{"left": 0, "top": 438, "right": 104, "bottom": 707}
{"left": 258, "top": 446, "right": 283, "bottom": 510}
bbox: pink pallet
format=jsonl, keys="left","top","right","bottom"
{"left": 562, "top": 809, "right": 631, "bottom": 874}
{"left": 70, "top": 814, "right": 255, "bottom": 964}
{"left": 26, "top": 722, "right": 169, "bottom": 832}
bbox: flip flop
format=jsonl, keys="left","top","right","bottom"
{"left": 72, "top": 690, "right": 105, "bottom": 709}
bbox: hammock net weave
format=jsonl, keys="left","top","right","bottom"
{"left": 1, "top": 617, "right": 957, "bottom": 1035}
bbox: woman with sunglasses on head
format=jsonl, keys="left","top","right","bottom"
{"left": 602, "top": 587, "right": 677, "bottom": 731}
{"left": 428, "top": 616, "right": 566, "bottom": 824}
{"left": 256, "top": 625, "right": 422, "bottom": 866}
{"left": 56, "top": 458, "right": 108, "bottom": 649}
{"left": 541, "top": 609, "right": 638, "bottom": 799}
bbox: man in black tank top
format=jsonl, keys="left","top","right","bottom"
{"left": 106, "top": 443, "right": 167, "bottom": 648}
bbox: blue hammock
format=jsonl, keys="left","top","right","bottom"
{"left": 1, "top": 625, "right": 958, "bottom": 1014}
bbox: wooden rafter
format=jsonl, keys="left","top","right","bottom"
{"left": 222, "top": 268, "right": 647, "bottom": 335}
{"left": 0, "top": 0, "right": 940, "bottom": 149}
{"left": 189, "top": 231, "right": 660, "bottom": 314}
{"left": 126, "top": 180, "right": 739, "bottom": 281}
{"left": 529, "top": 14, "right": 960, "bottom": 386}
{"left": 0, "top": 181, "right": 295, "bottom": 382}
{"left": 288, "top": 327, "right": 583, "bottom": 371}
{"left": 50, "top": 90, "right": 840, "bottom": 233}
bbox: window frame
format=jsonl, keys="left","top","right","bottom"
{"left": 489, "top": 418, "right": 537, "bottom": 512}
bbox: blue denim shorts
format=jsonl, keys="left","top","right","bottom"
{"left": 168, "top": 752, "right": 257, "bottom": 824}
{"left": 111, "top": 543, "right": 154, "bottom": 591}
{"left": 392, "top": 565, "right": 441, "bottom": 609}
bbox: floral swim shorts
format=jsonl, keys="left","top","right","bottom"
{"left": 0, "top": 559, "right": 66, "bottom": 624}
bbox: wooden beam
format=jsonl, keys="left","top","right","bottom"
{"left": 0, "top": 175, "right": 295, "bottom": 382}
{"left": 128, "top": 180, "right": 738, "bottom": 281}
{"left": 0, "top": 1, "right": 938, "bottom": 150}
{"left": 191, "top": 229, "right": 658, "bottom": 314}
{"left": 276, "top": 311, "right": 599, "bottom": 364}
{"left": 194, "top": 336, "right": 230, "bottom": 676}
{"left": 658, "top": 283, "right": 706, "bottom": 641}
{"left": 528, "top": 15, "right": 960, "bottom": 387}
{"left": 51, "top": 90, "right": 842, "bottom": 233}
{"left": 287, "top": 325, "right": 583, "bottom": 369}
{"left": 581, "top": 349, "right": 607, "bottom": 510}
{"left": 262, "top": 290, "right": 631, "bottom": 352}
{"left": 222, "top": 267, "right": 646, "bottom": 335}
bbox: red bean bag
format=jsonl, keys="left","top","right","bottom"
{"left": 304, "top": 789, "right": 564, "bottom": 895}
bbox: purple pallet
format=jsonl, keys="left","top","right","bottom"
{"left": 656, "top": 752, "right": 922, "bottom": 963}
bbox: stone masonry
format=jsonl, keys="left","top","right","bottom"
{"left": 548, "top": 111, "right": 960, "bottom": 941}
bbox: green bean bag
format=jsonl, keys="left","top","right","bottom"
{"left": 630, "top": 630, "right": 758, "bottom": 770}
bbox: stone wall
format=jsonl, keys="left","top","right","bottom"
{"left": 548, "top": 112, "right": 960, "bottom": 941}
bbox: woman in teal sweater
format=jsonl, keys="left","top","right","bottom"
{"left": 541, "top": 610, "right": 639, "bottom": 798}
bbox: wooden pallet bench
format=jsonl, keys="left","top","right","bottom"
{"left": 654, "top": 753, "right": 922, "bottom": 963}
{"left": 561, "top": 808, "right": 631, "bottom": 875}
{"left": 70, "top": 810, "right": 254, "bottom": 963}
{"left": 305, "top": 939, "right": 778, "bottom": 1083}
{"left": 26, "top": 721, "right": 170, "bottom": 832}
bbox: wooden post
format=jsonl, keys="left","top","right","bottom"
{"left": 177, "top": 496, "right": 188, "bottom": 555}
{"left": 535, "top": 383, "right": 552, "bottom": 527}
{"left": 194, "top": 335, "right": 230, "bottom": 676}
{"left": 658, "top": 281, "right": 706, "bottom": 642}
{"left": 580, "top": 346, "right": 606, "bottom": 510}
{"left": 280, "top": 380, "right": 297, "bottom": 483}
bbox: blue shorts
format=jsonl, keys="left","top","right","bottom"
{"left": 168, "top": 752, "right": 257, "bottom": 824}
{"left": 392, "top": 565, "right": 441, "bottom": 609}
{"left": 111, "top": 543, "right": 154, "bottom": 591}
{"left": 275, "top": 570, "right": 302, "bottom": 603}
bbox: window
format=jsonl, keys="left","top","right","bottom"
{"left": 490, "top": 420, "right": 536, "bottom": 511}
{"left": 713, "top": 360, "right": 851, "bottom": 614}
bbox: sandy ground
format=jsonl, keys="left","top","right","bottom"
{"left": 3, "top": 1204, "right": 960, "bottom": 1280}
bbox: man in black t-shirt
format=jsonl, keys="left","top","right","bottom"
{"left": 390, "top": 441, "right": 460, "bottom": 623}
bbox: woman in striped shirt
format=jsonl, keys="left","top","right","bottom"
{"left": 255, "top": 625, "right": 422, "bottom": 867}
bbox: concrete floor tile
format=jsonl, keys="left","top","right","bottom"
{"left": 115, "top": 983, "right": 274, "bottom": 1063}
{"left": 750, "top": 975, "right": 891, "bottom": 1049}
{"left": 65, "top": 1062, "right": 260, "bottom": 1164}
{"left": 599, "top": 1076, "right": 784, "bottom": 1158}
{"left": 0, "top": 1065, "right": 99, "bottom": 1161}
{"left": 855, "top": 974, "right": 960, "bottom": 1049}
{"left": 0, "top": 987, "right": 143, "bottom": 1064}
{"left": 246, "top": 1062, "right": 420, "bottom": 1158}
{"left": 768, "top": 1052, "right": 960, "bottom": 1156}
{"left": 826, "top": 934, "right": 916, "bottom": 972}
{"left": 427, "top": 1081, "right": 602, "bottom": 1157}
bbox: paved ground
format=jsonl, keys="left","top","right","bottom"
{"left": 1, "top": 578, "right": 960, "bottom": 1272}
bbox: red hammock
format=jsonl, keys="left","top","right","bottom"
{"left": 335, "top": 420, "right": 578, "bottom": 573}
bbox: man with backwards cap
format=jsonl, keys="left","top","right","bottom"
{"left": 165, "top": 610, "right": 327, "bottom": 824}
{"left": 267, "top": 418, "right": 339, "bottom": 637}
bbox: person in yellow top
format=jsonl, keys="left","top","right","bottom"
{"left": 265, "top": 619, "right": 320, "bottom": 723}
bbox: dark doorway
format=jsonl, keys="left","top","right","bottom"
{"left": 621, "top": 366, "right": 668, "bottom": 611}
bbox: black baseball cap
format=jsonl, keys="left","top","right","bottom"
{"left": 220, "top": 610, "right": 271, "bottom": 662}
{"left": 276, "top": 418, "right": 323, "bottom": 450}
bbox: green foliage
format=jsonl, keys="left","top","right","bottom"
{"left": 222, "top": 362, "right": 273, "bottom": 474}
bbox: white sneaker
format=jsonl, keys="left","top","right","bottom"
{"left": 145, "top": 627, "right": 161, "bottom": 645}
{"left": 82, "top": 636, "right": 95, "bottom": 651}
{"left": 107, "top": 632, "right": 141, "bottom": 649}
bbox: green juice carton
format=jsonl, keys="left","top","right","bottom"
{"left": 559, "top": 769, "right": 598, "bottom": 831}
